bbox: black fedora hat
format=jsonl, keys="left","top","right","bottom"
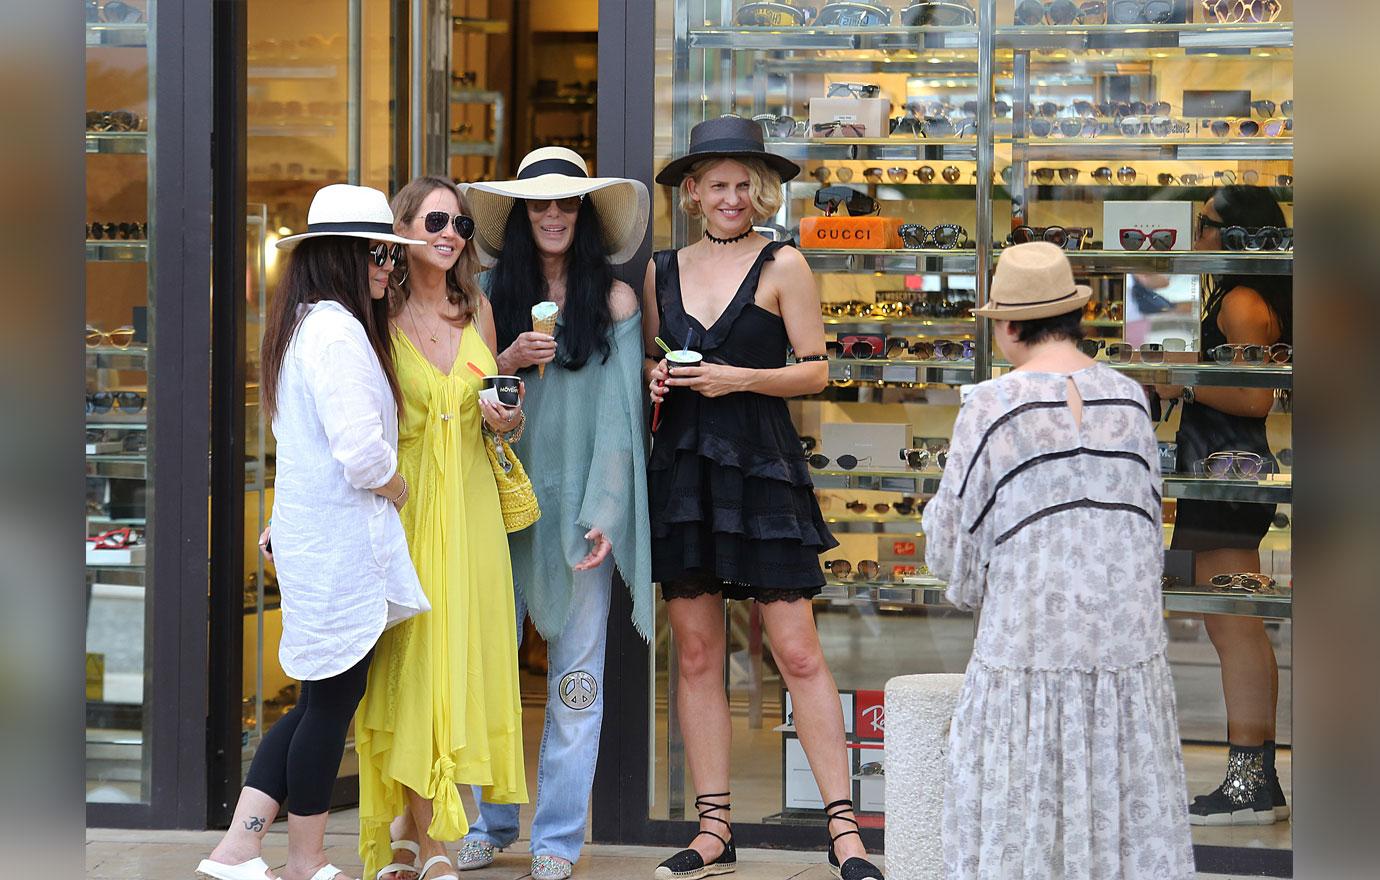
{"left": 655, "top": 115, "right": 801, "bottom": 186}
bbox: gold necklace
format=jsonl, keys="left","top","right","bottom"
{"left": 408, "top": 296, "right": 448, "bottom": 345}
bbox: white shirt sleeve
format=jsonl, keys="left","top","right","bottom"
{"left": 299, "top": 316, "right": 399, "bottom": 491}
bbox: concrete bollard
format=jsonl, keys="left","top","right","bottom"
{"left": 883, "top": 673, "right": 965, "bottom": 880}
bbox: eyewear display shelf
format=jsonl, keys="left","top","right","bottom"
{"left": 86, "top": 2, "right": 155, "bottom": 805}
{"left": 665, "top": 0, "right": 1293, "bottom": 848}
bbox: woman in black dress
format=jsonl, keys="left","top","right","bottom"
{"left": 643, "top": 116, "right": 883, "bottom": 880}
{"left": 1157, "top": 185, "right": 1292, "bottom": 825}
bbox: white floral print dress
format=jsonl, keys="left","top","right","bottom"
{"left": 923, "top": 365, "right": 1195, "bottom": 880}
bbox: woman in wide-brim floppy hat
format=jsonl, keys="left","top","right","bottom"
{"left": 454, "top": 148, "right": 653, "bottom": 880}
{"left": 643, "top": 115, "right": 886, "bottom": 880}
{"left": 924, "top": 241, "right": 1195, "bottom": 879}
{"left": 462, "top": 146, "right": 649, "bottom": 266}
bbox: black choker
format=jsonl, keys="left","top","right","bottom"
{"left": 705, "top": 228, "right": 753, "bottom": 245}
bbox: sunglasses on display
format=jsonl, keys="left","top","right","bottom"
{"left": 1028, "top": 117, "right": 1100, "bottom": 139}
{"left": 1031, "top": 166, "right": 1081, "bottom": 184}
{"left": 526, "top": 196, "right": 583, "bottom": 214}
{"left": 830, "top": 338, "right": 883, "bottom": 359}
{"left": 1077, "top": 338, "right": 1107, "bottom": 357}
{"left": 890, "top": 113, "right": 978, "bottom": 139}
{"left": 827, "top": 82, "right": 883, "bottom": 99}
{"left": 858, "top": 761, "right": 886, "bottom": 776}
{"left": 1014, "top": 0, "right": 1108, "bottom": 24}
{"left": 1075, "top": 100, "right": 1172, "bottom": 118}
{"left": 813, "top": 121, "right": 867, "bottom": 138}
{"left": 1083, "top": 300, "right": 1124, "bottom": 321}
{"left": 423, "top": 211, "right": 476, "bottom": 238}
{"left": 846, "top": 499, "right": 894, "bottom": 514}
{"left": 816, "top": 2, "right": 894, "bottom": 26}
{"left": 1091, "top": 165, "right": 1138, "bottom": 185}
{"left": 1201, "top": 0, "right": 1281, "bottom": 23}
{"left": 1204, "top": 118, "right": 1289, "bottom": 138}
{"left": 1195, "top": 451, "right": 1267, "bottom": 478}
{"left": 368, "top": 242, "right": 404, "bottom": 267}
{"left": 1208, "top": 572, "right": 1279, "bottom": 592}
{"left": 89, "top": 221, "right": 147, "bottom": 240}
{"left": 754, "top": 113, "right": 806, "bottom": 139}
{"left": 1223, "top": 225, "right": 1293, "bottom": 251}
{"left": 1119, "top": 228, "right": 1177, "bottom": 251}
{"left": 888, "top": 338, "right": 976, "bottom": 360}
{"left": 86, "top": 325, "right": 136, "bottom": 349}
{"left": 815, "top": 187, "right": 880, "bottom": 216}
{"left": 900, "top": 447, "right": 949, "bottom": 470}
{"left": 892, "top": 496, "right": 925, "bottom": 516}
{"left": 1105, "top": 338, "right": 1188, "bottom": 363}
{"left": 1117, "top": 116, "right": 1187, "bottom": 138}
{"left": 901, "top": 1, "right": 978, "bottom": 26}
{"left": 87, "top": 391, "right": 146, "bottom": 414}
{"left": 1108, "top": 0, "right": 1176, "bottom": 23}
{"left": 1008, "top": 225, "right": 1089, "bottom": 250}
{"left": 86, "top": 109, "right": 144, "bottom": 132}
{"left": 1209, "top": 343, "right": 1293, "bottom": 365}
{"left": 808, "top": 454, "right": 872, "bottom": 470}
{"left": 824, "top": 559, "right": 883, "bottom": 580}
{"left": 734, "top": 2, "right": 815, "bottom": 25}
{"left": 898, "top": 223, "right": 969, "bottom": 250}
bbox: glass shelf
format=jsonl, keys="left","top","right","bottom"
{"left": 1062, "top": 249, "right": 1291, "bottom": 275}
{"left": 688, "top": 26, "right": 979, "bottom": 52}
{"left": 995, "top": 22, "right": 1293, "bottom": 51}
{"left": 827, "top": 358, "right": 976, "bottom": 387}
{"left": 246, "top": 65, "right": 340, "bottom": 79}
{"left": 85, "top": 563, "right": 146, "bottom": 586}
{"left": 86, "top": 132, "right": 149, "bottom": 155}
{"left": 1098, "top": 360, "right": 1292, "bottom": 389}
{"left": 1003, "top": 138, "right": 1292, "bottom": 161}
{"left": 85, "top": 22, "right": 149, "bottom": 48}
{"left": 86, "top": 455, "right": 148, "bottom": 480}
{"left": 1163, "top": 474, "right": 1291, "bottom": 504}
{"left": 811, "top": 468, "right": 945, "bottom": 493}
{"left": 86, "top": 241, "right": 148, "bottom": 262}
{"left": 802, "top": 248, "right": 979, "bottom": 274}
{"left": 822, "top": 316, "right": 977, "bottom": 332}
{"left": 768, "top": 139, "right": 978, "bottom": 161}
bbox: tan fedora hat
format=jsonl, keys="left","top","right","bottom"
{"left": 460, "top": 147, "right": 650, "bottom": 267}
{"left": 972, "top": 241, "right": 1092, "bottom": 321}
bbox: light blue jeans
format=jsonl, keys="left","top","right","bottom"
{"left": 467, "top": 557, "right": 612, "bottom": 863}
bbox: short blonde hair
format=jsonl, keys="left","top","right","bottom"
{"left": 679, "top": 157, "right": 784, "bottom": 223}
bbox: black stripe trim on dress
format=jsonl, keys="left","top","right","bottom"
{"left": 959, "top": 397, "right": 1151, "bottom": 497}
{"left": 995, "top": 499, "right": 1156, "bottom": 546}
{"left": 966, "top": 447, "right": 1153, "bottom": 534}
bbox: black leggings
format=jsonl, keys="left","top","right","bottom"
{"left": 243, "top": 650, "right": 372, "bottom": 816}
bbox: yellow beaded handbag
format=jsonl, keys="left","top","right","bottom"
{"left": 483, "top": 429, "right": 541, "bottom": 533}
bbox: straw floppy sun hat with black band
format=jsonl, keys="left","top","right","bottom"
{"left": 972, "top": 241, "right": 1093, "bottom": 321}
{"left": 275, "top": 183, "right": 425, "bottom": 251}
{"left": 461, "top": 147, "right": 650, "bottom": 266}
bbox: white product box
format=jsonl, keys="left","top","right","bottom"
{"left": 783, "top": 691, "right": 856, "bottom": 810}
{"left": 857, "top": 745, "right": 886, "bottom": 813}
{"left": 1104, "top": 200, "right": 1192, "bottom": 251}
{"left": 808, "top": 96, "right": 892, "bottom": 139}
{"left": 86, "top": 441, "right": 123, "bottom": 454}
{"left": 821, "top": 422, "right": 910, "bottom": 472}
{"left": 86, "top": 542, "right": 145, "bottom": 566}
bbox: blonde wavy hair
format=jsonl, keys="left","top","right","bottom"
{"left": 388, "top": 177, "right": 485, "bottom": 325}
{"left": 678, "top": 156, "right": 783, "bottom": 224}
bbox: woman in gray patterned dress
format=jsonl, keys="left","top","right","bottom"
{"left": 923, "top": 242, "right": 1194, "bottom": 879}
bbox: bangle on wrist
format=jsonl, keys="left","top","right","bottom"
{"left": 391, "top": 473, "right": 408, "bottom": 504}
{"left": 1181, "top": 386, "right": 1195, "bottom": 405}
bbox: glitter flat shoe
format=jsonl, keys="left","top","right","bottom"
{"left": 454, "top": 840, "right": 495, "bottom": 871}
{"left": 531, "top": 855, "right": 573, "bottom": 880}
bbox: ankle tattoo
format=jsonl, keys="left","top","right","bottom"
{"left": 243, "top": 816, "right": 266, "bottom": 832}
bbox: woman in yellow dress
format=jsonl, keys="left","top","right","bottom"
{"left": 355, "top": 177, "right": 527, "bottom": 880}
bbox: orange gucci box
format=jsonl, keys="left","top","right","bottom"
{"left": 799, "top": 216, "right": 904, "bottom": 250}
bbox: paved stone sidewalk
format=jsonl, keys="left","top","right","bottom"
{"left": 87, "top": 826, "right": 1264, "bottom": 880}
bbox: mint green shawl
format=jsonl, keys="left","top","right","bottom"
{"left": 508, "top": 314, "right": 652, "bottom": 641}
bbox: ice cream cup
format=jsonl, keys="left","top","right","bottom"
{"left": 481, "top": 375, "right": 521, "bottom": 407}
{"left": 666, "top": 350, "right": 703, "bottom": 369}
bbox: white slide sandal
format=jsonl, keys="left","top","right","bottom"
{"left": 376, "top": 839, "right": 421, "bottom": 880}
{"left": 417, "top": 855, "right": 459, "bottom": 880}
{"left": 195, "top": 857, "right": 275, "bottom": 880}
{"left": 306, "top": 865, "right": 347, "bottom": 880}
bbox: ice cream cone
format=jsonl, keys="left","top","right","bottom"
{"left": 531, "top": 302, "right": 560, "bottom": 378}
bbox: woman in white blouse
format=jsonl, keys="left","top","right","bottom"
{"left": 196, "top": 185, "right": 431, "bottom": 880}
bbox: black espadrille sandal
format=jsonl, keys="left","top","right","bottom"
{"left": 653, "top": 793, "right": 736, "bottom": 880}
{"left": 825, "top": 799, "right": 884, "bottom": 880}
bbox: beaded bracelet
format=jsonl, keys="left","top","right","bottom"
{"left": 796, "top": 354, "right": 829, "bottom": 363}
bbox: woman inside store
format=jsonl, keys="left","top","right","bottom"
{"left": 1156, "top": 185, "right": 1292, "bottom": 826}
{"left": 196, "top": 184, "right": 430, "bottom": 880}
{"left": 645, "top": 116, "right": 885, "bottom": 880}
{"left": 924, "top": 241, "right": 1195, "bottom": 879}
{"left": 355, "top": 177, "right": 527, "bottom": 880}
{"left": 452, "top": 147, "right": 653, "bottom": 880}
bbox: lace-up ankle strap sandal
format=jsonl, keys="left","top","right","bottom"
{"left": 653, "top": 792, "right": 736, "bottom": 879}
{"left": 825, "top": 799, "right": 884, "bottom": 880}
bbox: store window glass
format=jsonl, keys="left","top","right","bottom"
{"left": 240, "top": 0, "right": 402, "bottom": 782}
{"left": 85, "top": 0, "right": 155, "bottom": 805}
{"left": 653, "top": 0, "right": 1292, "bottom": 857}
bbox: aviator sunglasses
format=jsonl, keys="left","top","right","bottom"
{"left": 423, "top": 211, "right": 476, "bottom": 238}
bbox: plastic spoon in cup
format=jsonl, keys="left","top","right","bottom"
{"left": 654, "top": 337, "right": 673, "bottom": 355}
{"left": 466, "top": 361, "right": 487, "bottom": 379}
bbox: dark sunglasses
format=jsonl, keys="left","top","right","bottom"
{"left": 369, "top": 242, "right": 405, "bottom": 267}
{"left": 526, "top": 196, "right": 583, "bottom": 214}
{"left": 829, "top": 338, "right": 882, "bottom": 359}
{"left": 1015, "top": 0, "right": 1107, "bottom": 24}
{"left": 1032, "top": 166, "right": 1081, "bottom": 184}
{"left": 823, "top": 559, "right": 882, "bottom": 580}
{"left": 816, "top": 2, "right": 893, "bottom": 26}
{"left": 1008, "top": 225, "right": 1088, "bottom": 251}
{"left": 898, "top": 224, "right": 968, "bottom": 250}
{"left": 901, "top": 1, "right": 978, "bottom": 26}
{"left": 87, "top": 391, "right": 146, "bottom": 414}
{"left": 1222, "top": 225, "right": 1293, "bottom": 252}
{"left": 1091, "top": 165, "right": 1138, "bottom": 184}
{"left": 1109, "top": 0, "right": 1175, "bottom": 22}
{"left": 808, "top": 454, "right": 871, "bottom": 470}
{"left": 423, "top": 211, "right": 476, "bottom": 238}
{"left": 846, "top": 500, "right": 893, "bottom": 515}
{"left": 888, "top": 339, "right": 975, "bottom": 360}
{"left": 815, "top": 187, "right": 879, "bottom": 217}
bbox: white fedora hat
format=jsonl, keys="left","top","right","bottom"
{"left": 276, "top": 184, "right": 426, "bottom": 251}
{"left": 461, "top": 147, "right": 650, "bottom": 266}
{"left": 972, "top": 241, "right": 1093, "bottom": 321}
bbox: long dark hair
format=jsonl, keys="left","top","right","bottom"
{"left": 490, "top": 196, "right": 614, "bottom": 371}
{"left": 1204, "top": 185, "right": 1292, "bottom": 343}
{"left": 260, "top": 236, "right": 402, "bottom": 423}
